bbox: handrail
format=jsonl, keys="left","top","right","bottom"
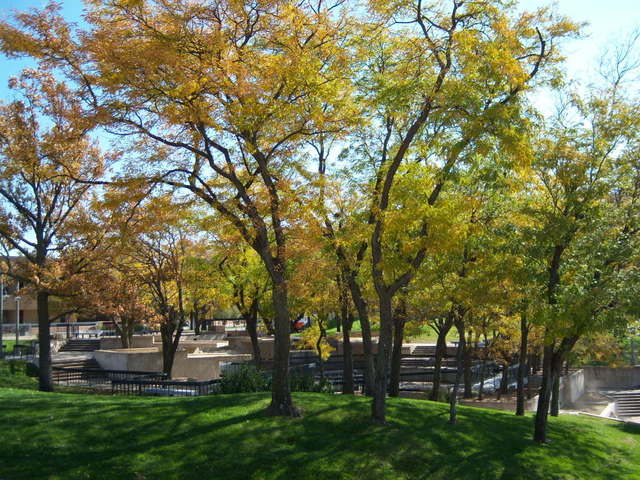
{"left": 111, "top": 377, "right": 221, "bottom": 396}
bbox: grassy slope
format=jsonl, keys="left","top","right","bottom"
{"left": 0, "top": 358, "right": 39, "bottom": 389}
{"left": 1, "top": 379, "right": 639, "bottom": 480}
{"left": 325, "top": 322, "right": 452, "bottom": 344}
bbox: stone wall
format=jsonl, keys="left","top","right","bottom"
{"left": 99, "top": 335, "right": 155, "bottom": 350}
{"left": 583, "top": 366, "right": 640, "bottom": 391}
{"left": 560, "top": 369, "right": 585, "bottom": 406}
{"left": 460, "top": 396, "right": 538, "bottom": 412}
{"left": 94, "top": 348, "right": 241, "bottom": 380}
{"left": 95, "top": 348, "right": 160, "bottom": 372}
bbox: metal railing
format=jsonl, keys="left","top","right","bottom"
{"left": 111, "top": 378, "right": 221, "bottom": 396}
{"left": 2, "top": 342, "right": 37, "bottom": 361}
{"left": 52, "top": 365, "right": 221, "bottom": 397}
{"left": 52, "top": 366, "right": 167, "bottom": 388}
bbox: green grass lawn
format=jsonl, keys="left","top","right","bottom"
{"left": 326, "top": 321, "right": 452, "bottom": 344}
{"left": 1, "top": 362, "right": 639, "bottom": 480}
{"left": 326, "top": 319, "right": 370, "bottom": 336}
{"left": 0, "top": 358, "right": 39, "bottom": 389}
{"left": 2, "top": 339, "right": 17, "bottom": 352}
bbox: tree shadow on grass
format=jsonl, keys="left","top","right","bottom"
{"left": 0, "top": 391, "right": 273, "bottom": 479}
{"left": 387, "top": 401, "right": 640, "bottom": 480}
{"left": 2, "top": 392, "right": 639, "bottom": 480}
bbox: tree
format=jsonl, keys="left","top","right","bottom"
{"left": 74, "top": 265, "right": 156, "bottom": 348}
{"left": 182, "top": 235, "right": 223, "bottom": 337}
{"left": 217, "top": 244, "right": 271, "bottom": 368}
{"left": 115, "top": 197, "right": 196, "bottom": 377}
{"left": 352, "top": 0, "right": 576, "bottom": 423}
{"left": 0, "top": 0, "right": 359, "bottom": 416}
{"left": 524, "top": 58, "right": 640, "bottom": 441}
{"left": 0, "top": 72, "right": 104, "bottom": 391}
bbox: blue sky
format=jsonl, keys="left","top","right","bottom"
{"left": 0, "top": 0, "right": 638, "bottom": 104}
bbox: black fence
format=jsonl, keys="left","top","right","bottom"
{"left": 111, "top": 378, "right": 221, "bottom": 396}
{"left": 52, "top": 367, "right": 167, "bottom": 388}
{"left": 52, "top": 365, "right": 221, "bottom": 397}
{"left": 2, "top": 342, "right": 37, "bottom": 361}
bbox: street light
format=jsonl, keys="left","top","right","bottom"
{"left": 15, "top": 296, "right": 21, "bottom": 345}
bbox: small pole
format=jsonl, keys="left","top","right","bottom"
{"left": 15, "top": 296, "right": 21, "bottom": 345}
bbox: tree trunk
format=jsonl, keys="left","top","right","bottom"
{"left": 194, "top": 310, "right": 201, "bottom": 335}
{"left": 462, "top": 330, "right": 473, "bottom": 399}
{"left": 477, "top": 361, "right": 485, "bottom": 400}
{"left": 550, "top": 372, "right": 560, "bottom": 416}
{"left": 120, "top": 327, "right": 131, "bottom": 349}
{"left": 449, "top": 321, "right": 465, "bottom": 425}
{"left": 346, "top": 276, "right": 375, "bottom": 395}
{"left": 261, "top": 316, "right": 275, "bottom": 335}
{"left": 342, "top": 320, "right": 354, "bottom": 394}
{"left": 247, "top": 316, "right": 261, "bottom": 369}
{"left": 534, "top": 334, "right": 579, "bottom": 443}
{"left": 533, "top": 345, "right": 555, "bottom": 443}
{"left": 37, "top": 290, "right": 53, "bottom": 392}
{"left": 526, "top": 354, "right": 533, "bottom": 400}
{"left": 430, "top": 315, "right": 454, "bottom": 401}
{"left": 161, "top": 336, "right": 175, "bottom": 377}
{"left": 117, "top": 316, "right": 134, "bottom": 349}
{"left": 389, "top": 300, "right": 406, "bottom": 397}
{"left": 246, "top": 304, "right": 262, "bottom": 369}
{"left": 159, "top": 307, "right": 185, "bottom": 378}
{"left": 337, "top": 273, "right": 354, "bottom": 394}
{"left": 160, "top": 323, "right": 176, "bottom": 378}
{"left": 497, "top": 362, "right": 509, "bottom": 400}
{"left": 316, "top": 317, "right": 326, "bottom": 382}
{"left": 516, "top": 315, "right": 529, "bottom": 416}
{"left": 372, "top": 292, "right": 393, "bottom": 423}
{"left": 267, "top": 277, "right": 298, "bottom": 416}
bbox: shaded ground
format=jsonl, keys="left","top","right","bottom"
{"left": 1, "top": 367, "right": 639, "bottom": 480}
{"left": 570, "top": 391, "right": 612, "bottom": 415}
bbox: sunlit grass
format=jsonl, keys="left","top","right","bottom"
{"left": 1, "top": 361, "right": 639, "bottom": 479}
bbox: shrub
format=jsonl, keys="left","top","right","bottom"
{"left": 218, "top": 363, "right": 334, "bottom": 395}
{"left": 25, "top": 362, "right": 39, "bottom": 377}
{"left": 290, "top": 371, "right": 333, "bottom": 394}
{"left": 219, "top": 363, "right": 269, "bottom": 394}
{"left": 1, "top": 359, "right": 37, "bottom": 377}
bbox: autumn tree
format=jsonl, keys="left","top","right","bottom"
{"left": 217, "top": 243, "right": 271, "bottom": 367}
{"left": 523, "top": 54, "right": 640, "bottom": 442}
{"left": 73, "top": 263, "right": 156, "bottom": 348}
{"left": 0, "top": 0, "right": 360, "bottom": 416}
{"left": 112, "top": 197, "right": 197, "bottom": 377}
{"left": 0, "top": 72, "right": 104, "bottom": 391}
{"left": 347, "top": 0, "right": 577, "bottom": 422}
{"left": 182, "top": 239, "right": 223, "bottom": 337}
{"left": 312, "top": 148, "right": 376, "bottom": 394}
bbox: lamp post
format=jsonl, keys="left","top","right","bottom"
{"left": 15, "top": 296, "right": 21, "bottom": 345}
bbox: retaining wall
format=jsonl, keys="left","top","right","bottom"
{"left": 582, "top": 366, "right": 640, "bottom": 391}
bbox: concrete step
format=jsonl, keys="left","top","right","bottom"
{"left": 610, "top": 391, "right": 640, "bottom": 417}
{"left": 52, "top": 358, "right": 102, "bottom": 382}
{"left": 59, "top": 339, "right": 101, "bottom": 352}
{"left": 53, "top": 358, "right": 100, "bottom": 369}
